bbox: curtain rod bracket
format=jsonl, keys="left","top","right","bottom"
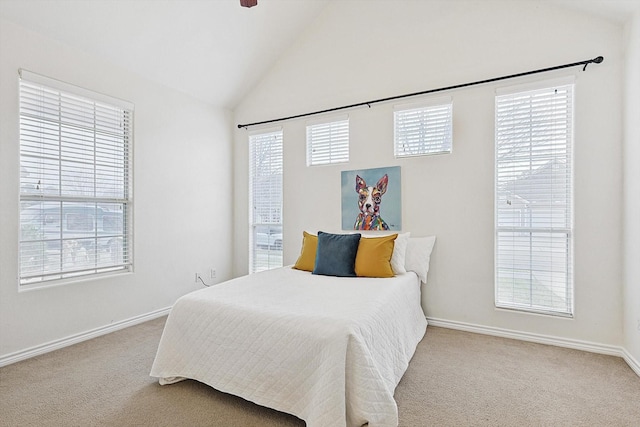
{"left": 584, "top": 55, "right": 604, "bottom": 71}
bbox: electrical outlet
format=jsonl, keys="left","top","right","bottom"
{"left": 210, "top": 269, "right": 216, "bottom": 280}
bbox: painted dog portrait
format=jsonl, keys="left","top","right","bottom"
{"left": 353, "top": 174, "right": 390, "bottom": 230}
{"left": 341, "top": 166, "right": 401, "bottom": 231}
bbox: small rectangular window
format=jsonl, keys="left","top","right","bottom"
{"left": 306, "top": 117, "right": 349, "bottom": 166}
{"left": 394, "top": 98, "right": 453, "bottom": 157}
{"left": 19, "top": 70, "right": 133, "bottom": 286}
{"left": 495, "top": 80, "right": 574, "bottom": 316}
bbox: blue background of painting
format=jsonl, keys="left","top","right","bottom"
{"left": 341, "top": 166, "right": 402, "bottom": 230}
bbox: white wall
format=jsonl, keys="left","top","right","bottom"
{"left": 0, "top": 19, "right": 233, "bottom": 360}
{"left": 623, "top": 11, "right": 640, "bottom": 365}
{"left": 234, "top": 0, "right": 624, "bottom": 346}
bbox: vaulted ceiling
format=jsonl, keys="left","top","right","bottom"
{"left": 0, "top": 0, "right": 330, "bottom": 108}
{"left": 0, "top": 0, "right": 636, "bottom": 109}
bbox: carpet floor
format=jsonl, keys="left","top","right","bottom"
{"left": 1, "top": 317, "right": 639, "bottom": 426}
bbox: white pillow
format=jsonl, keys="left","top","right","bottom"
{"left": 391, "top": 232, "right": 410, "bottom": 274}
{"left": 405, "top": 236, "right": 436, "bottom": 283}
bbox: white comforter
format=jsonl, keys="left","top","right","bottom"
{"left": 150, "top": 267, "right": 427, "bottom": 427}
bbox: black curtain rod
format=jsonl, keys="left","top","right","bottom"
{"left": 237, "top": 55, "right": 604, "bottom": 130}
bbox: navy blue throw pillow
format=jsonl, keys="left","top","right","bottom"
{"left": 312, "top": 231, "right": 361, "bottom": 277}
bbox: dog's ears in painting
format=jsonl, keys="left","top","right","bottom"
{"left": 376, "top": 174, "right": 388, "bottom": 194}
{"left": 355, "top": 175, "right": 366, "bottom": 192}
{"left": 356, "top": 174, "right": 389, "bottom": 194}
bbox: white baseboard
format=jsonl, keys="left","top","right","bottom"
{"left": 0, "top": 307, "right": 171, "bottom": 368}
{"left": 3, "top": 310, "right": 638, "bottom": 379}
{"left": 426, "top": 317, "right": 639, "bottom": 377}
{"left": 622, "top": 348, "right": 640, "bottom": 377}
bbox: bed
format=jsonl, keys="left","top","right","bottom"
{"left": 150, "top": 232, "right": 434, "bottom": 427}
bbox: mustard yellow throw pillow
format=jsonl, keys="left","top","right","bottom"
{"left": 293, "top": 231, "right": 318, "bottom": 272}
{"left": 354, "top": 234, "right": 398, "bottom": 278}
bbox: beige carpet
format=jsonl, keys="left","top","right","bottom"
{"left": 1, "top": 317, "right": 639, "bottom": 427}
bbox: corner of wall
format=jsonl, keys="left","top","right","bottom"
{"left": 623, "top": 10, "right": 640, "bottom": 365}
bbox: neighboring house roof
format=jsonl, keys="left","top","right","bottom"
{"left": 500, "top": 159, "right": 569, "bottom": 206}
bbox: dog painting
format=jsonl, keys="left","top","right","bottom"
{"left": 354, "top": 174, "right": 390, "bottom": 230}
{"left": 342, "top": 166, "right": 401, "bottom": 231}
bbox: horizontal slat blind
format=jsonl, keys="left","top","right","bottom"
{"left": 249, "top": 130, "right": 283, "bottom": 273}
{"left": 394, "top": 101, "right": 452, "bottom": 157}
{"left": 19, "top": 73, "right": 133, "bottom": 285}
{"left": 495, "top": 83, "right": 573, "bottom": 315}
{"left": 306, "top": 118, "right": 349, "bottom": 166}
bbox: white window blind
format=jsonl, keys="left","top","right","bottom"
{"left": 495, "top": 81, "right": 574, "bottom": 316}
{"left": 394, "top": 99, "right": 452, "bottom": 157}
{"left": 19, "top": 70, "right": 133, "bottom": 286}
{"left": 306, "top": 117, "right": 349, "bottom": 166}
{"left": 249, "top": 130, "right": 283, "bottom": 273}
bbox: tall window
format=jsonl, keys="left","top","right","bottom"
{"left": 19, "top": 70, "right": 133, "bottom": 286}
{"left": 249, "top": 129, "right": 283, "bottom": 273}
{"left": 394, "top": 98, "right": 453, "bottom": 158}
{"left": 306, "top": 117, "right": 349, "bottom": 166}
{"left": 495, "top": 80, "right": 574, "bottom": 316}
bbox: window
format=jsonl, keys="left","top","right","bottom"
{"left": 19, "top": 70, "right": 133, "bottom": 286}
{"left": 249, "top": 129, "right": 283, "bottom": 273}
{"left": 394, "top": 98, "right": 452, "bottom": 157}
{"left": 495, "top": 80, "right": 574, "bottom": 316}
{"left": 306, "top": 117, "right": 349, "bottom": 166}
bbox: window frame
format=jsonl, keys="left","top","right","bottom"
{"left": 18, "top": 69, "right": 134, "bottom": 287}
{"left": 248, "top": 128, "right": 284, "bottom": 274}
{"left": 393, "top": 97, "right": 453, "bottom": 158}
{"left": 494, "top": 78, "right": 575, "bottom": 317}
{"left": 306, "top": 115, "right": 349, "bottom": 166}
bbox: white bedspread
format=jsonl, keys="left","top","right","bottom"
{"left": 150, "top": 267, "right": 427, "bottom": 427}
